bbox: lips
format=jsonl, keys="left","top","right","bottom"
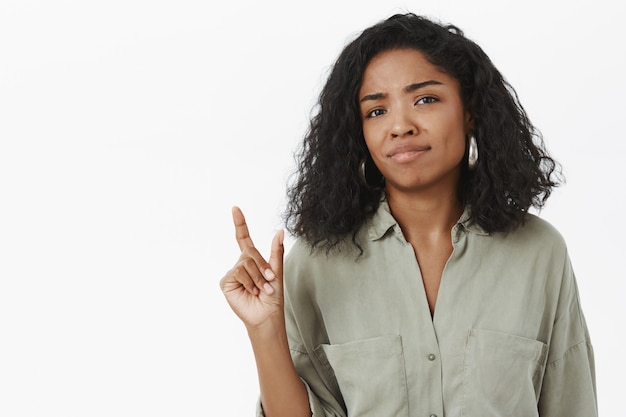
{"left": 387, "top": 144, "right": 431, "bottom": 163}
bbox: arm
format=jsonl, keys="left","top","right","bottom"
{"left": 220, "top": 207, "right": 310, "bottom": 417}
{"left": 259, "top": 242, "right": 347, "bottom": 417}
{"left": 248, "top": 313, "right": 311, "bottom": 417}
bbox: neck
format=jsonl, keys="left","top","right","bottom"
{"left": 385, "top": 186, "right": 463, "bottom": 243}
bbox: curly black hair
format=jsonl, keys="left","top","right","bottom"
{"left": 285, "top": 13, "right": 561, "bottom": 250}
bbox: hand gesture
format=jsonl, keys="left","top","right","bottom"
{"left": 220, "top": 206, "right": 285, "bottom": 330}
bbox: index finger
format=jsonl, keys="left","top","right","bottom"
{"left": 232, "top": 206, "right": 255, "bottom": 251}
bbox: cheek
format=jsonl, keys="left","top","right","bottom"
{"left": 361, "top": 126, "right": 378, "bottom": 154}
{"left": 362, "top": 132, "right": 387, "bottom": 172}
{"left": 445, "top": 128, "right": 466, "bottom": 151}
{"left": 455, "top": 137, "right": 467, "bottom": 162}
{"left": 441, "top": 111, "right": 468, "bottom": 153}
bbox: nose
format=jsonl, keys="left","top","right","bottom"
{"left": 389, "top": 108, "right": 417, "bottom": 139}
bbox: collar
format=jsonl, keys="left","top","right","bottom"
{"left": 367, "top": 199, "right": 489, "bottom": 242}
{"left": 457, "top": 207, "right": 489, "bottom": 236}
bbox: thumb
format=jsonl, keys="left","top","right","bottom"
{"left": 269, "top": 229, "right": 284, "bottom": 280}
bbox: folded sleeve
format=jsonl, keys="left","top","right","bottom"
{"left": 538, "top": 257, "right": 597, "bottom": 416}
{"left": 256, "top": 374, "right": 344, "bottom": 417}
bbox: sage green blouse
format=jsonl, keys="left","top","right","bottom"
{"left": 258, "top": 202, "right": 596, "bottom": 416}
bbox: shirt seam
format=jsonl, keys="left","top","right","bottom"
{"left": 290, "top": 346, "right": 308, "bottom": 355}
{"left": 546, "top": 339, "right": 591, "bottom": 366}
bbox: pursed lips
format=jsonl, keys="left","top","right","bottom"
{"left": 387, "top": 144, "right": 431, "bottom": 163}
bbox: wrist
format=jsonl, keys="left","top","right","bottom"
{"left": 246, "top": 313, "right": 287, "bottom": 343}
{"left": 247, "top": 315, "right": 293, "bottom": 371}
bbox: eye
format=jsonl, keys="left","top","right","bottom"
{"left": 365, "top": 108, "right": 387, "bottom": 118}
{"left": 416, "top": 96, "right": 439, "bottom": 105}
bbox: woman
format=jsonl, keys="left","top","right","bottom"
{"left": 220, "top": 13, "right": 596, "bottom": 417}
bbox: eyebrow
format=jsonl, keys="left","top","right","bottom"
{"left": 360, "top": 80, "right": 444, "bottom": 103}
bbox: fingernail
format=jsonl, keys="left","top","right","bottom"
{"left": 263, "top": 283, "right": 274, "bottom": 294}
{"left": 264, "top": 268, "right": 275, "bottom": 280}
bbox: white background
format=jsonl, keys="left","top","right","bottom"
{"left": 1, "top": 0, "right": 624, "bottom": 415}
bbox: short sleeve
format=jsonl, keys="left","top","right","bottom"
{"left": 256, "top": 375, "right": 343, "bottom": 417}
{"left": 538, "top": 341, "right": 596, "bottom": 416}
{"left": 538, "top": 257, "right": 597, "bottom": 416}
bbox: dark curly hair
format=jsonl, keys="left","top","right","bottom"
{"left": 285, "top": 13, "right": 561, "bottom": 250}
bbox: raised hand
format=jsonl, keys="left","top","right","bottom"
{"left": 220, "top": 206, "right": 285, "bottom": 329}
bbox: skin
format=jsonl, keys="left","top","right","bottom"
{"left": 220, "top": 48, "right": 474, "bottom": 415}
{"left": 359, "top": 48, "right": 473, "bottom": 314}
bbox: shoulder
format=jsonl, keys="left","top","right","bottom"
{"left": 283, "top": 233, "right": 367, "bottom": 295}
{"left": 468, "top": 213, "right": 572, "bottom": 281}
{"left": 285, "top": 236, "right": 360, "bottom": 275}
{"left": 520, "top": 213, "right": 564, "bottom": 239}
{"left": 492, "top": 213, "right": 568, "bottom": 256}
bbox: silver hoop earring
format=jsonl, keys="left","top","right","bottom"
{"left": 359, "top": 158, "right": 384, "bottom": 188}
{"left": 468, "top": 134, "right": 478, "bottom": 170}
{"left": 359, "top": 159, "right": 368, "bottom": 185}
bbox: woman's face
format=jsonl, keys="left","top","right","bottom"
{"left": 359, "top": 48, "right": 472, "bottom": 197}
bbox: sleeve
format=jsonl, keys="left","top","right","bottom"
{"left": 256, "top": 245, "right": 347, "bottom": 417}
{"left": 537, "top": 257, "right": 597, "bottom": 416}
{"left": 255, "top": 357, "right": 344, "bottom": 417}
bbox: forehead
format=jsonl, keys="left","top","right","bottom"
{"left": 360, "top": 48, "right": 454, "bottom": 92}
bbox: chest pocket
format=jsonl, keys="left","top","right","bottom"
{"left": 316, "top": 335, "right": 409, "bottom": 417}
{"left": 462, "top": 329, "right": 548, "bottom": 417}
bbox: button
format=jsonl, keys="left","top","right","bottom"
{"left": 430, "top": 414, "right": 437, "bottom": 417}
{"left": 428, "top": 354, "right": 436, "bottom": 361}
